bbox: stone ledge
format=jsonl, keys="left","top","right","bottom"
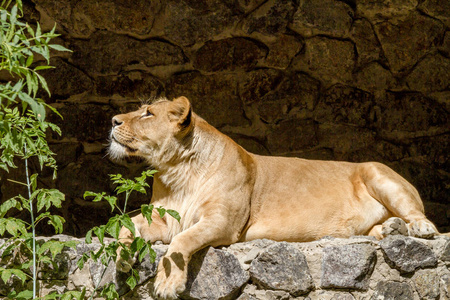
{"left": 1, "top": 235, "right": 449, "bottom": 299}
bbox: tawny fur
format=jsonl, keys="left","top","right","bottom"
{"left": 110, "top": 96, "right": 440, "bottom": 299}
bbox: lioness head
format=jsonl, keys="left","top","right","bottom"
{"left": 109, "top": 96, "right": 193, "bottom": 165}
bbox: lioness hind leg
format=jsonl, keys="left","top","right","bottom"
{"left": 382, "top": 217, "right": 408, "bottom": 237}
{"left": 368, "top": 217, "right": 408, "bottom": 240}
{"left": 408, "top": 219, "right": 438, "bottom": 238}
{"left": 361, "top": 162, "right": 438, "bottom": 239}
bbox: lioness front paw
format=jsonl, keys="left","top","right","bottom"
{"left": 115, "top": 247, "right": 136, "bottom": 273}
{"left": 116, "top": 256, "right": 136, "bottom": 273}
{"left": 154, "top": 256, "right": 187, "bottom": 299}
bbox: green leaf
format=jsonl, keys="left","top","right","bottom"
{"left": 63, "top": 240, "right": 79, "bottom": 249}
{"left": 104, "top": 195, "right": 117, "bottom": 212}
{"left": 85, "top": 228, "right": 93, "bottom": 244}
{"left": 34, "top": 65, "right": 53, "bottom": 71}
{"left": 0, "top": 268, "right": 28, "bottom": 293}
{"left": 18, "top": 92, "right": 45, "bottom": 121}
{"left": 120, "top": 215, "right": 135, "bottom": 237}
{"left": 35, "top": 211, "right": 50, "bottom": 224}
{"left": 0, "top": 198, "right": 22, "bottom": 217}
{"left": 77, "top": 253, "right": 90, "bottom": 270}
{"left": 48, "top": 44, "right": 71, "bottom": 52}
{"left": 60, "top": 289, "right": 86, "bottom": 300}
{"left": 13, "top": 289, "right": 33, "bottom": 300}
{"left": 100, "top": 283, "right": 119, "bottom": 300}
{"left": 156, "top": 207, "right": 166, "bottom": 219}
{"left": 9, "top": 269, "right": 27, "bottom": 285}
{"left": 138, "top": 242, "right": 150, "bottom": 262}
{"left": 92, "top": 192, "right": 105, "bottom": 202}
{"left": 39, "top": 255, "right": 53, "bottom": 265}
{"left": 105, "top": 216, "right": 120, "bottom": 239}
{"left": 27, "top": 72, "right": 39, "bottom": 97}
{"left": 42, "top": 291, "right": 59, "bottom": 299}
{"left": 118, "top": 244, "right": 131, "bottom": 262}
{"left": 104, "top": 242, "right": 119, "bottom": 259}
{"left": 36, "top": 21, "right": 42, "bottom": 38}
{"left": 141, "top": 204, "right": 153, "bottom": 225}
{"left": 0, "top": 162, "right": 8, "bottom": 172}
{"left": 84, "top": 191, "right": 105, "bottom": 203}
{"left": 83, "top": 191, "right": 98, "bottom": 199}
{"left": 37, "top": 189, "right": 64, "bottom": 212}
{"left": 167, "top": 209, "right": 181, "bottom": 222}
{"left": 1, "top": 218, "right": 27, "bottom": 237}
{"left": 126, "top": 272, "right": 138, "bottom": 290}
{"left": 91, "top": 245, "right": 105, "bottom": 261}
{"left": 30, "top": 173, "right": 38, "bottom": 191}
{"left": 0, "top": 269, "right": 12, "bottom": 284}
{"left": 49, "top": 242, "right": 64, "bottom": 260}
{"left": 149, "top": 246, "right": 157, "bottom": 263}
{"left": 38, "top": 240, "right": 64, "bottom": 260}
{"left": 143, "top": 169, "right": 158, "bottom": 177}
{"left": 35, "top": 72, "right": 50, "bottom": 96}
{"left": 94, "top": 226, "right": 106, "bottom": 244}
{"left": 45, "top": 104, "right": 63, "bottom": 121}
{"left": 47, "top": 215, "right": 65, "bottom": 234}
{"left": 10, "top": 5, "right": 17, "bottom": 23}
{"left": 25, "top": 55, "right": 33, "bottom": 67}
{"left": 130, "top": 237, "right": 145, "bottom": 254}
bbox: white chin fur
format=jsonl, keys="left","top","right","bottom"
{"left": 108, "top": 140, "right": 129, "bottom": 160}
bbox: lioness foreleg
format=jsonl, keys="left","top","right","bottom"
{"left": 116, "top": 212, "right": 169, "bottom": 272}
{"left": 154, "top": 217, "right": 238, "bottom": 299}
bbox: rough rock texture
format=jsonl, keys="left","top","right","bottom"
{"left": 380, "top": 235, "right": 438, "bottom": 273}
{"left": 371, "top": 281, "right": 415, "bottom": 300}
{"left": 2, "top": 235, "right": 450, "bottom": 299}
{"left": 181, "top": 247, "right": 249, "bottom": 300}
{"left": 0, "top": 0, "right": 449, "bottom": 242}
{"left": 249, "top": 242, "right": 313, "bottom": 296}
{"left": 321, "top": 243, "right": 376, "bottom": 290}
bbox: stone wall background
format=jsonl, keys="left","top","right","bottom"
{"left": 0, "top": 0, "right": 448, "bottom": 235}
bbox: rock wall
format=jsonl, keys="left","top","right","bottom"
{"left": 1, "top": 235, "right": 449, "bottom": 299}
{"left": 0, "top": 1, "right": 448, "bottom": 234}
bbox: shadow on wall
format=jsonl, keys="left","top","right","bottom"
{"left": 0, "top": 0, "right": 448, "bottom": 235}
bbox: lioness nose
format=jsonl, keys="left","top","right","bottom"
{"left": 112, "top": 116, "right": 123, "bottom": 128}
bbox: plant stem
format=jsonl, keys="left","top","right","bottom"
{"left": 123, "top": 191, "right": 130, "bottom": 214}
{"left": 6, "top": 178, "right": 28, "bottom": 186}
{"left": 24, "top": 144, "right": 37, "bottom": 299}
{"left": 89, "top": 256, "right": 113, "bottom": 300}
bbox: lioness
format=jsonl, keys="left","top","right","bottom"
{"left": 110, "top": 96, "right": 440, "bottom": 299}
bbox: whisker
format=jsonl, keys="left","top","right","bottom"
{"left": 132, "top": 136, "right": 144, "bottom": 143}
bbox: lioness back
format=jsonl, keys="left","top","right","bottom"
{"left": 241, "top": 156, "right": 388, "bottom": 241}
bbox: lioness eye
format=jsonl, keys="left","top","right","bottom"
{"left": 143, "top": 109, "right": 153, "bottom": 117}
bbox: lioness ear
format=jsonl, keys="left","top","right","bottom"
{"left": 170, "top": 96, "right": 192, "bottom": 129}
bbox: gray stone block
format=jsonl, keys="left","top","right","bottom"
{"left": 249, "top": 242, "right": 313, "bottom": 296}
{"left": 320, "top": 243, "right": 376, "bottom": 290}
{"left": 181, "top": 247, "right": 249, "bottom": 300}
{"left": 371, "top": 281, "right": 414, "bottom": 300}
{"left": 380, "top": 235, "right": 438, "bottom": 273}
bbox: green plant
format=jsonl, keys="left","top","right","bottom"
{"left": 80, "top": 170, "right": 180, "bottom": 300}
{"left": 0, "top": 1, "right": 80, "bottom": 299}
{"left": 0, "top": 2, "right": 179, "bottom": 299}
